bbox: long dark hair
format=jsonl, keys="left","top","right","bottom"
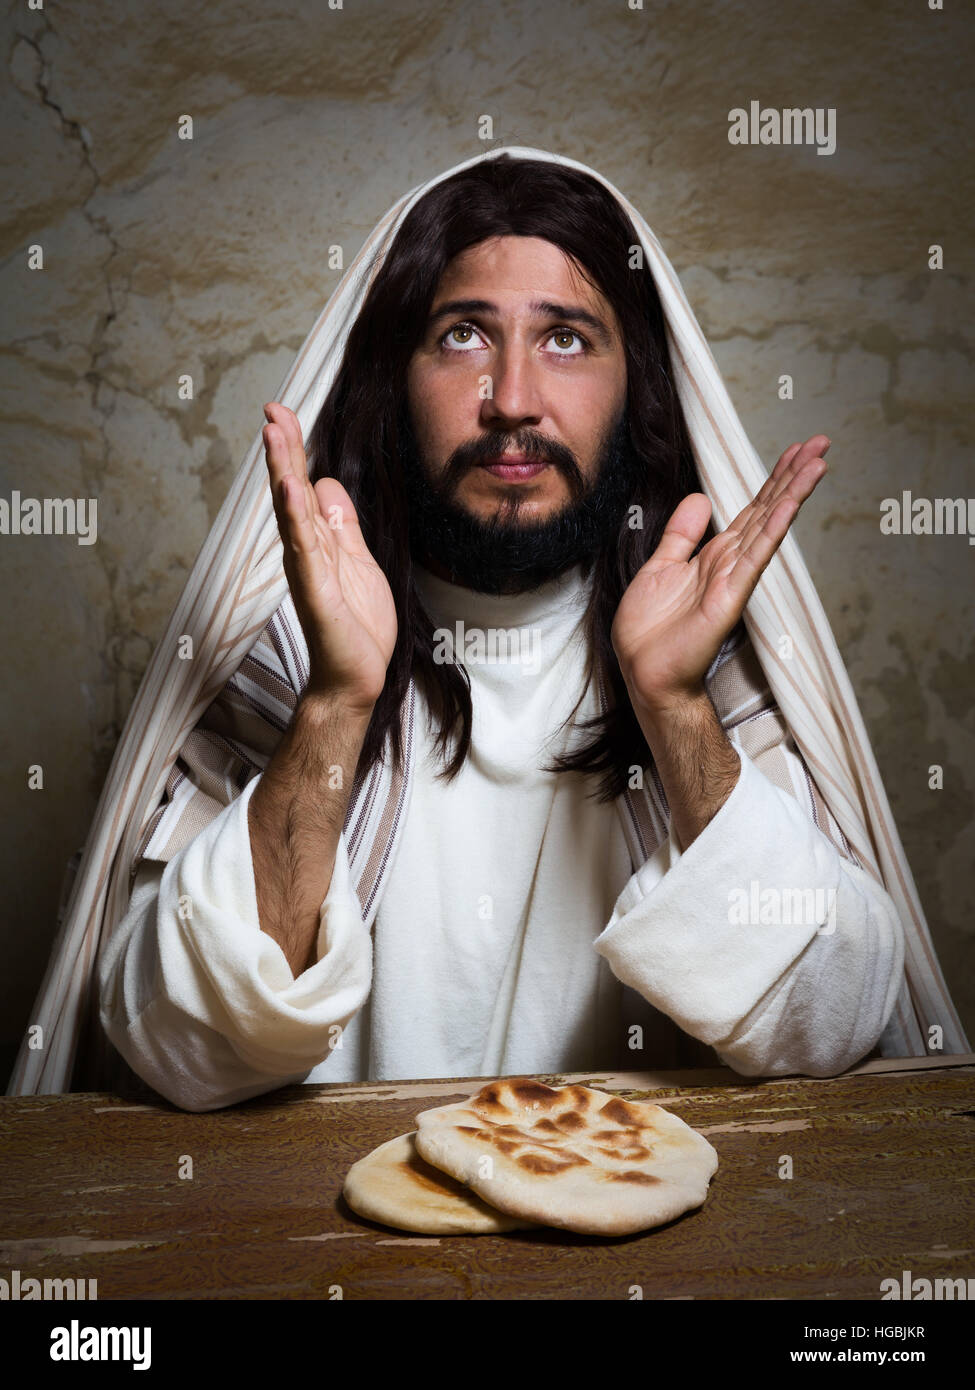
{"left": 307, "top": 154, "right": 711, "bottom": 802}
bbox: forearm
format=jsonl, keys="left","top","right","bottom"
{"left": 248, "top": 692, "right": 372, "bottom": 976}
{"left": 99, "top": 794, "right": 371, "bottom": 1110}
{"left": 100, "top": 865, "right": 314, "bottom": 1111}
{"left": 629, "top": 684, "right": 741, "bottom": 851}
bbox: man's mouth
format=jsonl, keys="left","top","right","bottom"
{"left": 478, "top": 455, "right": 551, "bottom": 480}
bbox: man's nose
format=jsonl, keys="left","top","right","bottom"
{"left": 478, "top": 344, "right": 545, "bottom": 427}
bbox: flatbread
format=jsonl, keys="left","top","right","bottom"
{"left": 413, "top": 1078, "right": 719, "bottom": 1236}
{"left": 342, "top": 1130, "right": 537, "bottom": 1235}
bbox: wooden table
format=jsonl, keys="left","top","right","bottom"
{"left": 2, "top": 1056, "right": 974, "bottom": 1301}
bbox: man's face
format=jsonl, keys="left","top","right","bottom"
{"left": 404, "top": 235, "right": 634, "bottom": 594}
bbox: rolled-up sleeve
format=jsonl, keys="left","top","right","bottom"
{"left": 594, "top": 737, "right": 906, "bottom": 1078}
{"left": 97, "top": 772, "right": 372, "bottom": 1111}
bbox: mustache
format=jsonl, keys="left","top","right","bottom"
{"left": 402, "top": 406, "right": 637, "bottom": 595}
{"left": 438, "top": 429, "right": 586, "bottom": 502}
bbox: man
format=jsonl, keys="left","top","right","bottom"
{"left": 95, "top": 154, "right": 907, "bottom": 1111}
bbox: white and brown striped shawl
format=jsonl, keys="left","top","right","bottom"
{"left": 11, "top": 144, "right": 967, "bottom": 1098}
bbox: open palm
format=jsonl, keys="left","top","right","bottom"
{"left": 612, "top": 434, "right": 830, "bottom": 709}
{"left": 263, "top": 401, "right": 397, "bottom": 711}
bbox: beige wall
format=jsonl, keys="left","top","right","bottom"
{"left": 2, "top": 0, "right": 972, "bottom": 1086}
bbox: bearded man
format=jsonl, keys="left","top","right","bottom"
{"left": 29, "top": 151, "right": 961, "bottom": 1110}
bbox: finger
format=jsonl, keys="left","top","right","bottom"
{"left": 730, "top": 453, "right": 827, "bottom": 592}
{"left": 279, "top": 403, "right": 310, "bottom": 484}
{"left": 646, "top": 493, "right": 712, "bottom": 570}
{"left": 724, "top": 493, "right": 800, "bottom": 606}
{"left": 721, "top": 450, "right": 801, "bottom": 541}
{"left": 729, "top": 443, "right": 828, "bottom": 553}
{"left": 723, "top": 436, "right": 828, "bottom": 541}
{"left": 263, "top": 419, "right": 302, "bottom": 505}
{"left": 313, "top": 476, "right": 357, "bottom": 527}
{"left": 264, "top": 420, "right": 316, "bottom": 535}
{"left": 768, "top": 434, "right": 828, "bottom": 486}
{"left": 314, "top": 478, "right": 384, "bottom": 569}
{"left": 770, "top": 441, "right": 805, "bottom": 482}
{"left": 767, "top": 435, "right": 829, "bottom": 503}
{"left": 262, "top": 418, "right": 289, "bottom": 495}
{"left": 736, "top": 454, "right": 826, "bottom": 557}
{"left": 264, "top": 402, "right": 313, "bottom": 508}
{"left": 279, "top": 472, "right": 330, "bottom": 592}
{"left": 313, "top": 477, "right": 359, "bottom": 544}
{"left": 263, "top": 404, "right": 298, "bottom": 476}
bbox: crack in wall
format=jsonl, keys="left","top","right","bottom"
{"left": 16, "top": 15, "right": 132, "bottom": 791}
{"left": 13, "top": 24, "right": 310, "bottom": 786}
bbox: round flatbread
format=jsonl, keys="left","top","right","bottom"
{"left": 413, "top": 1078, "right": 719, "bottom": 1236}
{"left": 342, "top": 1130, "right": 537, "bottom": 1235}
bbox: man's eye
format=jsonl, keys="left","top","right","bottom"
{"left": 441, "top": 323, "right": 484, "bottom": 351}
{"left": 547, "top": 329, "right": 586, "bottom": 355}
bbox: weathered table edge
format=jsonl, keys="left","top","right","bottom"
{"left": 6, "top": 1051, "right": 974, "bottom": 1110}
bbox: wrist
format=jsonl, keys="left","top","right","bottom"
{"left": 299, "top": 687, "right": 376, "bottom": 727}
{"left": 628, "top": 680, "right": 711, "bottom": 729}
{"left": 631, "top": 689, "right": 720, "bottom": 768}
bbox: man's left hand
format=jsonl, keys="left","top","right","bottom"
{"left": 612, "top": 434, "right": 830, "bottom": 714}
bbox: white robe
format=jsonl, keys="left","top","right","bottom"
{"left": 97, "top": 564, "right": 905, "bottom": 1111}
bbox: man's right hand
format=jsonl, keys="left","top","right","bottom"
{"left": 262, "top": 401, "right": 397, "bottom": 713}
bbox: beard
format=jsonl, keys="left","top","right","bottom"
{"left": 401, "top": 406, "right": 643, "bottom": 596}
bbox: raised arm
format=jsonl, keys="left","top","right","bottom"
{"left": 249, "top": 402, "right": 397, "bottom": 975}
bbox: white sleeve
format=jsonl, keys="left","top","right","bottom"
{"left": 593, "top": 744, "right": 906, "bottom": 1078}
{"left": 97, "top": 773, "right": 372, "bottom": 1112}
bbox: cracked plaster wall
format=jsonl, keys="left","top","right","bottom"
{"left": 1, "top": 0, "right": 973, "bottom": 1086}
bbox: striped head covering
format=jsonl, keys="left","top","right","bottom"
{"left": 9, "top": 146, "right": 967, "bottom": 1096}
